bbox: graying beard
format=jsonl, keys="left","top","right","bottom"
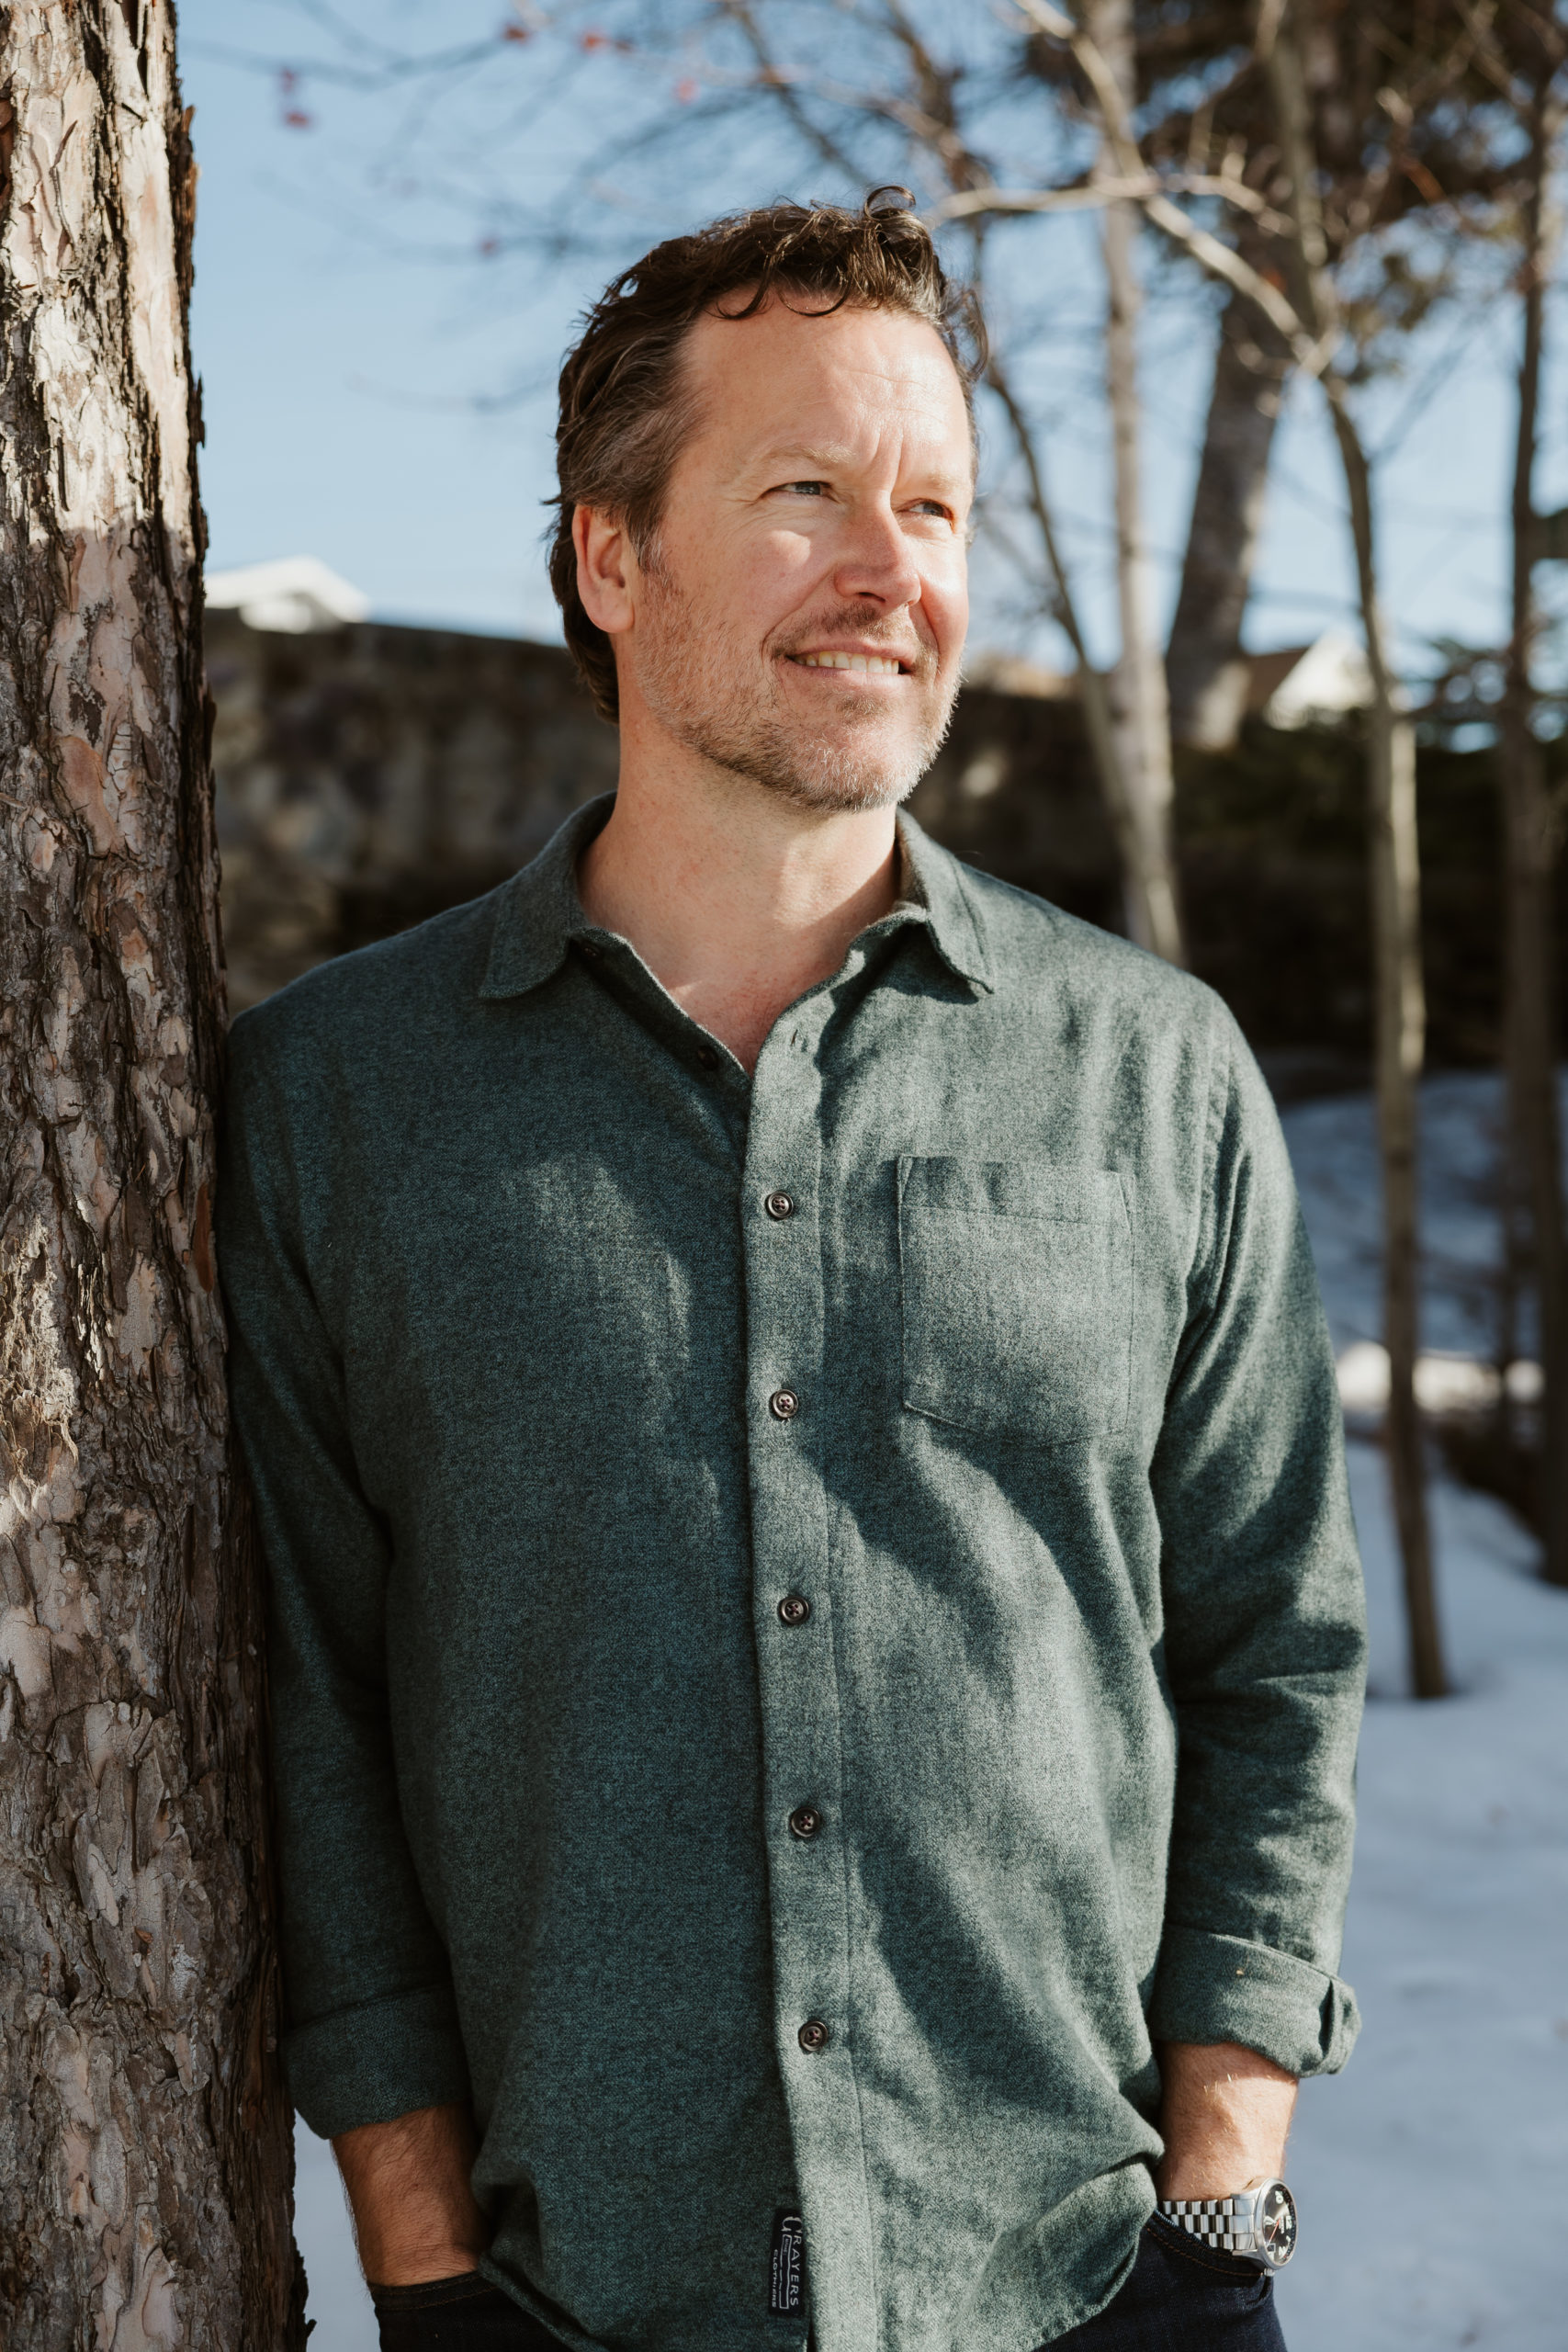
{"left": 682, "top": 711, "right": 935, "bottom": 812}
{"left": 633, "top": 563, "right": 959, "bottom": 809}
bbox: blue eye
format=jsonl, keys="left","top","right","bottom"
{"left": 779, "top": 481, "right": 826, "bottom": 496}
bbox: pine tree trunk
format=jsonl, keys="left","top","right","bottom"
{"left": 1166, "top": 250, "right": 1291, "bottom": 752}
{"left": 1500, "top": 86, "right": 1568, "bottom": 1589}
{"left": 0, "top": 6, "right": 304, "bottom": 2344}
{"left": 1086, "top": 0, "right": 1184, "bottom": 965}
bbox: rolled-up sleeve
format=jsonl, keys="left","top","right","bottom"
{"left": 1146, "top": 1015, "right": 1366, "bottom": 2078}
{"left": 218, "top": 1016, "right": 471, "bottom": 2137}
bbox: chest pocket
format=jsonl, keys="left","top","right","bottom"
{"left": 897, "top": 1158, "right": 1134, "bottom": 1443}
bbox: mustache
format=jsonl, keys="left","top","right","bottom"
{"left": 769, "top": 602, "right": 931, "bottom": 670}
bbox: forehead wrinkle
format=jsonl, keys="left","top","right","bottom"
{"left": 680, "top": 305, "right": 974, "bottom": 489}
{"left": 751, "top": 441, "right": 862, "bottom": 471}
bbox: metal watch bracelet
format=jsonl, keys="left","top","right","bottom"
{"left": 1156, "top": 2177, "right": 1299, "bottom": 2269}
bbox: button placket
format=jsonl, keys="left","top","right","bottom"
{"left": 739, "top": 1010, "right": 874, "bottom": 2332}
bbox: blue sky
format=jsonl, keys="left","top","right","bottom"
{"left": 185, "top": 2, "right": 574, "bottom": 637}
{"left": 180, "top": 0, "right": 1566, "bottom": 678}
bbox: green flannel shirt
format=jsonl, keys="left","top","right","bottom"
{"left": 220, "top": 797, "right": 1364, "bottom": 2352}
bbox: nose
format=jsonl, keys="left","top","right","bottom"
{"left": 831, "top": 500, "right": 923, "bottom": 613}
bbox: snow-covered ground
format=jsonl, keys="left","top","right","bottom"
{"left": 1273, "top": 1072, "right": 1568, "bottom": 2352}
{"left": 1276, "top": 1442, "right": 1568, "bottom": 2352}
{"left": 290, "top": 1073, "right": 1568, "bottom": 2350}
{"left": 1281, "top": 1072, "right": 1514, "bottom": 1362}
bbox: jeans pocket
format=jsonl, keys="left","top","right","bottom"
{"left": 1145, "top": 2211, "right": 1270, "bottom": 2285}
{"left": 371, "top": 2274, "right": 542, "bottom": 2352}
{"left": 370, "top": 2273, "right": 498, "bottom": 2314}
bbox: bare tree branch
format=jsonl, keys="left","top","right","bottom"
{"left": 1009, "top": 0, "right": 1325, "bottom": 361}
{"left": 929, "top": 173, "right": 1295, "bottom": 237}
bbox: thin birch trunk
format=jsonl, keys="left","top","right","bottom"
{"left": 985, "top": 356, "right": 1151, "bottom": 940}
{"left": 0, "top": 5, "right": 304, "bottom": 2343}
{"left": 1086, "top": 0, "right": 1185, "bottom": 965}
{"left": 1500, "top": 85, "right": 1568, "bottom": 1588}
{"left": 1260, "top": 0, "right": 1446, "bottom": 1694}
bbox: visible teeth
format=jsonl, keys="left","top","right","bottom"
{"left": 798, "top": 651, "right": 901, "bottom": 674}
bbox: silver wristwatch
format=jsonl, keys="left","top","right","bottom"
{"left": 1156, "top": 2177, "right": 1298, "bottom": 2269}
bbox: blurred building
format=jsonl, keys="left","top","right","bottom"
{"left": 1243, "top": 628, "right": 1375, "bottom": 730}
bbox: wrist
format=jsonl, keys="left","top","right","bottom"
{"left": 333, "top": 2101, "right": 488, "bottom": 2290}
{"left": 365, "top": 2250, "right": 484, "bottom": 2290}
{"left": 1156, "top": 2152, "right": 1280, "bottom": 2199}
{"left": 1155, "top": 2038, "right": 1296, "bottom": 2199}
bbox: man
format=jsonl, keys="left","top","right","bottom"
{"left": 220, "top": 196, "right": 1365, "bottom": 2352}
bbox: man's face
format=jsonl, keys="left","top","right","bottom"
{"left": 619, "top": 294, "right": 972, "bottom": 813}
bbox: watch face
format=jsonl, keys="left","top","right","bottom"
{"left": 1257, "top": 2181, "right": 1298, "bottom": 2267}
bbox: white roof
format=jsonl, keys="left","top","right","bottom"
{"left": 1262, "top": 628, "right": 1375, "bottom": 728}
{"left": 206, "top": 557, "right": 369, "bottom": 634}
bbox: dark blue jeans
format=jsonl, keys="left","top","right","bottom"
{"left": 371, "top": 2221, "right": 1286, "bottom": 2351}
{"left": 1047, "top": 2215, "right": 1286, "bottom": 2347}
{"left": 369, "top": 2272, "right": 546, "bottom": 2350}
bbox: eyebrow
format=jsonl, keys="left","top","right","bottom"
{"left": 748, "top": 444, "right": 974, "bottom": 494}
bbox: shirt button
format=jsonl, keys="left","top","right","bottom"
{"left": 769, "top": 1388, "right": 800, "bottom": 1420}
{"left": 778, "top": 1592, "right": 812, "bottom": 1627}
{"left": 694, "top": 1045, "right": 719, "bottom": 1070}
{"left": 578, "top": 940, "right": 603, "bottom": 961}
{"left": 788, "top": 1804, "right": 822, "bottom": 1840}
{"left": 797, "top": 2018, "right": 830, "bottom": 2054}
{"left": 764, "top": 1190, "right": 795, "bottom": 1220}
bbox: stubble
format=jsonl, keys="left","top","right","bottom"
{"left": 633, "top": 561, "right": 958, "bottom": 814}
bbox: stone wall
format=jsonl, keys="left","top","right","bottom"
{"left": 209, "top": 610, "right": 1116, "bottom": 1012}
{"left": 209, "top": 612, "right": 620, "bottom": 1010}
{"left": 209, "top": 609, "right": 1547, "bottom": 1074}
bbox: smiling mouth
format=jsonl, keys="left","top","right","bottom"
{"left": 790, "top": 650, "right": 908, "bottom": 676}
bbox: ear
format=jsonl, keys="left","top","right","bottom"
{"left": 574, "top": 505, "right": 637, "bottom": 638}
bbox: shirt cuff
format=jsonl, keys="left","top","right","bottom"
{"left": 284, "top": 1980, "right": 473, "bottom": 2139}
{"left": 1147, "top": 1924, "right": 1360, "bottom": 2077}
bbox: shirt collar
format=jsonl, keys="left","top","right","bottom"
{"left": 479, "top": 795, "right": 612, "bottom": 1000}
{"left": 479, "top": 790, "right": 993, "bottom": 1001}
{"left": 894, "top": 807, "right": 994, "bottom": 993}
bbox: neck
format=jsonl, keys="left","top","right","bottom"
{"left": 577, "top": 729, "right": 900, "bottom": 1073}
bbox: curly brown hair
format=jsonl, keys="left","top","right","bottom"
{"left": 547, "top": 191, "right": 982, "bottom": 722}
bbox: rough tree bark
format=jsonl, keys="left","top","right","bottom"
{"left": 1500, "top": 74, "right": 1568, "bottom": 1589}
{"left": 1166, "top": 241, "right": 1292, "bottom": 751}
{"left": 1086, "top": 0, "right": 1185, "bottom": 965}
{"left": 1260, "top": 0, "right": 1447, "bottom": 1696}
{"left": 0, "top": 6, "right": 304, "bottom": 2346}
